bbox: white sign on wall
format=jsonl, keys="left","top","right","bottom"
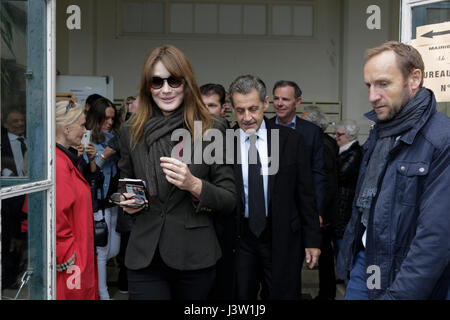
{"left": 56, "top": 75, "right": 114, "bottom": 106}
{"left": 410, "top": 21, "right": 450, "bottom": 102}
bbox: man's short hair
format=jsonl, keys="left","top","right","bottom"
{"left": 365, "top": 41, "right": 425, "bottom": 87}
{"left": 304, "top": 105, "right": 320, "bottom": 113}
{"left": 200, "top": 83, "right": 226, "bottom": 105}
{"left": 229, "top": 75, "right": 267, "bottom": 107}
{"left": 2, "top": 108, "right": 25, "bottom": 126}
{"left": 336, "top": 119, "right": 359, "bottom": 140}
{"left": 273, "top": 80, "right": 302, "bottom": 99}
{"left": 303, "top": 106, "right": 329, "bottom": 132}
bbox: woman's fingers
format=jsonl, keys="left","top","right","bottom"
{"left": 160, "top": 157, "right": 189, "bottom": 177}
{"left": 122, "top": 206, "right": 144, "bottom": 214}
{"left": 118, "top": 192, "right": 148, "bottom": 214}
{"left": 161, "top": 157, "right": 196, "bottom": 191}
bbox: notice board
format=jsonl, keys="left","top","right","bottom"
{"left": 56, "top": 75, "right": 114, "bottom": 106}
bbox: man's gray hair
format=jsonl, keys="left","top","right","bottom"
{"left": 336, "top": 119, "right": 359, "bottom": 140}
{"left": 303, "top": 106, "right": 329, "bottom": 132}
{"left": 304, "top": 105, "right": 320, "bottom": 113}
{"left": 229, "top": 75, "right": 266, "bottom": 107}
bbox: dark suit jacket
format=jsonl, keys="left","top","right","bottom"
{"left": 322, "top": 133, "right": 339, "bottom": 229}
{"left": 1, "top": 126, "right": 26, "bottom": 242}
{"left": 118, "top": 119, "right": 236, "bottom": 271}
{"left": 335, "top": 141, "right": 362, "bottom": 238}
{"left": 1, "top": 126, "right": 19, "bottom": 176}
{"left": 216, "top": 118, "right": 321, "bottom": 299}
{"left": 268, "top": 116, "right": 327, "bottom": 217}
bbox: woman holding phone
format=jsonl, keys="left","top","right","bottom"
{"left": 117, "top": 45, "right": 236, "bottom": 300}
{"left": 85, "top": 97, "right": 122, "bottom": 300}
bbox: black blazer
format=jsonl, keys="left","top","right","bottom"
{"left": 216, "top": 118, "right": 321, "bottom": 299}
{"left": 1, "top": 126, "right": 19, "bottom": 176}
{"left": 118, "top": 119, "right": 236, "bottom": 271}
{"left": 1, "top": 127, "right": 26, "bottom": 240}
{"left": 268, "top": 116, "right": 327, "bottom": 218}
{"left": 335, "top": 141, "right": 362, "bottom": 238}
{"left": 322, "top": 133, "right": 339, "bottom": 228}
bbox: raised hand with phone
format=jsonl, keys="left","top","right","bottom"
{"left": 116, "top": 45, "right": 236, "bottom": 300}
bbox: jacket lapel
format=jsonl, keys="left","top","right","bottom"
{"left": 266, "top": 117, "right": 287, "bottom": 207}
{"left": 232, "top": 124, "right": 245, "bottom": 207}
{"left": 267, "top": 125, "right": 273, "bottom": 206}
{"left": 57, "top": 148, "right": 89, "bottom": 185}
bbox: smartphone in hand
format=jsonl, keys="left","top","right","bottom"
{"left": 81, "top": 130, "right": 91, "bottom": 147}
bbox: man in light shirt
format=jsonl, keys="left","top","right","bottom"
{"left": 1, "top": 108, "right": 28, "bottom": 289}
{"left": 217, "top": 74, "right": 321, "bottom": 299}
{"left": 2, "top": 109, "right": 27, "bottom": 177}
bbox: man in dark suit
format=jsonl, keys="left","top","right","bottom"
{"left": 200, "top": 83, "right": 227, "bottom": 118}
{"left": 1, "top": 109, "right": 27, "bottom": 289}
{"left": 226, "top": 75, "right": 321, "bottom": 299}
{"left": 1, "top": 109, "right": 27, "bottom": 177}
{"left": 302, "top": 107, "right": 339, "bottom": 300}
{"left": 269, "top": 81, "right": 327, "bottom": 223}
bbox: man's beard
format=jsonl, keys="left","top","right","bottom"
{"left": 382, "top": 84, "right": 412, "bottom": 122}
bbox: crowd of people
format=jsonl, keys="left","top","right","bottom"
{"left": 55, "top": 41, "right": 450, "bottom": 300}
{"left": 4, "top": 40, "right": 447, "bottom": 300}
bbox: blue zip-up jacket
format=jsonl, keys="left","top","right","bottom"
{"left": 336, "top": 90, "right": 450, "bottom": 299}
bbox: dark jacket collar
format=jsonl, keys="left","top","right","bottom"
{"left": 56, "top": 143, "right": 80, "bottom": 168}
{"left": 364, "top": 88, "right": 436, "bottom": 146}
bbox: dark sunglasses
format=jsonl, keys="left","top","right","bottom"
{"left": 150, "top": 76, "right": 183, "bottom": 89}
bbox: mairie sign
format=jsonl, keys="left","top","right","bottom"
{"left": 410, "top": 21, "right": 450, "bottom": 102}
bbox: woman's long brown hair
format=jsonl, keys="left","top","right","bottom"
{"left": 129, "top": 45, "right": 213, "bottom": 148}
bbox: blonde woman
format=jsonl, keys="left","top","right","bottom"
{"left": 55, "top": 100, "right": 98, "bottom": 300}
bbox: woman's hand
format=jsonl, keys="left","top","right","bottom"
{"left": 84, "top": 143, "right": 97, "bottom": 162}
{"left": 102, "top": 146, "right": 117, "bottom": 160}
{"left": 160, "top": 157, "right": 202, "bottom": 199}
{"left": 74, "top": 144, "right": 84, "bottom": 157}
{"left": 118, "top": 192, "right": 148, "bottom": 215}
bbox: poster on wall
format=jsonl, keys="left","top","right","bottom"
{"left": 410, "top": 21, "right": 450, "bottom": 102}
{"left": 56, "top": 75, "right": 114, "bottom": 106}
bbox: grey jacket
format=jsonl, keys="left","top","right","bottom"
{"left": 118, "top": 120, "right": 236, "bottom": 271}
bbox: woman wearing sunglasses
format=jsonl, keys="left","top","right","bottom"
{"left": 55, "top": 100, "right": 98, "bottom": 300}
{"left": 85, "top": 97, "right": 122, "bottom": 300}
{"left": 117, "top": 45, "right": 236, "bottom": 300}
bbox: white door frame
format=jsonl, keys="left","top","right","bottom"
{"left": 46, "top": 0, "right": 56, "bottom": 300}
{"left": 0, "top": 0, "right": 56, "bottom": 300}
{"left": 401, "top": 0, "right": 448, "bottom": 42}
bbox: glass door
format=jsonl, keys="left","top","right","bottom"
{"left": 1, "top": 0, "right": 56, "bottom": 300}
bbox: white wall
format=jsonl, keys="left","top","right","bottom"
{"left": 56, "top": 0, "right": 400, "bottom": 143}
{"left": 58, "top": 0, "right": 342, "bottom": 101}
{"left": 341, "top": 0, "right": 400, "bottom": 143}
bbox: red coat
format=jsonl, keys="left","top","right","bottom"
{"left": 56, "top": 146, "right": 98, "bottom": 300}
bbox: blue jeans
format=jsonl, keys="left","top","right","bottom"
{"left": 345, "top": 250, "right": 369, "bottom": 300}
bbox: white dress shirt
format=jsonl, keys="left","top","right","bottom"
{"left": 239, "top": 120, "right": 269, "bottom": 218}
{"left": 339, "top": 139, "right": 357, "bottom": 155}
{"left": 6, "top": 132, "right": 26, "bottom": 176}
